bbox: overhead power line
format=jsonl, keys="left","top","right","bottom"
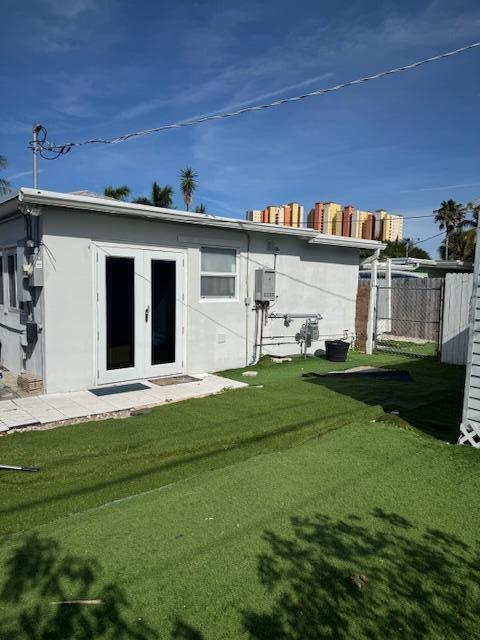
{"left": 410, "top": 231, "right": 445, "bottom": 245}
{"left": 34, "top": 41, "right": 480, "bottom": 156}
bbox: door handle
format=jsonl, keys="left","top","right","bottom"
{"left": 145, "top": 306, "right": 150, "bottom": 322}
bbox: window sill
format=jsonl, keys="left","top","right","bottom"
{"left": 199, "top": 297, "right": 239, "bottom": 303}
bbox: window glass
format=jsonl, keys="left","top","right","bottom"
{"left": 200, "top": 248, "right": 237, "bottom": 298}
{"left": 201, "top": 276, "right": 235, "bottom": 298}
{"left": 201, "top": 248, "right": 236, "bottom": 273}
{"left": 0, "top": 254, "right": 3, "bottom": 305}
{"left": 7, "top": 253, "right": 17, "bottom": 308}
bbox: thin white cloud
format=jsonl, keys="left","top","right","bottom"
{"left": 396, "top": 183, "right": 480, "bottom": 194}
{"left": 116, "top": 71, "right": 334, "bottom": 122}
{"left": 5, "top": 169, "right": 43, "bottom": 181}
{"left": 45, "top": 0, "right": 96, "bottom": 17}
{"left": 0, "top": 118, "right": 33, "bottom": 135}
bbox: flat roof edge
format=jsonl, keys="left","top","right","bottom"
{"left": 18, "top": 188, "right": 384, "bottom": 249}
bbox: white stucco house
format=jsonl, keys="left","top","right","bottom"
{"left": 0, "top": 188, "right": 383, "bottom": 394}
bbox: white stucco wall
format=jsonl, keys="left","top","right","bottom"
{"left": 41, "top": 207, "right": 359, "bottom": 393}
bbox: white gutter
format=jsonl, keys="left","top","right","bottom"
{"left": 360, "top": 263, "right": 418, "bottom": 272}
{"left": 308, "top": 235, "right": 386, "bottom": 250}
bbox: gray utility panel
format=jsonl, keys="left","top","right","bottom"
{"left": 254, "top": 268, "right": 276, "bottom": 302}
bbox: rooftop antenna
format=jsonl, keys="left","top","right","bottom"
{"left": 32, "top": 123, "right": 42, "bottom": 189}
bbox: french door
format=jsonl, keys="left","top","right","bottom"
{"left": 96, "top": 245, "right": 184, "bottom": 384}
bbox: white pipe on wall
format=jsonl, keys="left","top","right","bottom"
{"left": 366, "top": 250, "right": 379, "bottom": 354}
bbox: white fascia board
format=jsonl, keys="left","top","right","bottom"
{"left": 18, "top": 188, "right": 318, "bottom": 240}
{"left": 18, "top": 188, "right": 385, "bottom": 250}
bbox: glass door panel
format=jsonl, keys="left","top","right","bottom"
{"left": 144, "top": 250, "right": 183, "bottom": 378}
{"left": 106, "top": 257, "right": 135, "bottom": 370}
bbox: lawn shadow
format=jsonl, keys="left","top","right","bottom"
{"left": 243, "top": 509, "right": 480, "bottom": 639}
{"left": 302, "top": 357, "right": 465, "bottom": 442}
{"left": 0, "top": 533, "right": 204, "bottom": 639}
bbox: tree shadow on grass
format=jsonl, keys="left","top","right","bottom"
{"left": 302, "top": 358, "right": 465, "bottom": 442}
{"left": 243, "top": 509, "right": 480, "bottom": 639}
{"left": 0, "top": 534, "right": 204, "bottom": 640}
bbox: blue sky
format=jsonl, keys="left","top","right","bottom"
{"left": 1, "top": 0, "right": 480, "bottom": 257}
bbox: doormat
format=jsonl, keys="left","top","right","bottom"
{"left": 149, "top": 375, "right": 201, "bottom": 387}
{"left": 89, "top": 383, "right": 151, "bottom": 396}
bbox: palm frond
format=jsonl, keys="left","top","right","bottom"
{"left": 132, "top": 196, "right": 152, "bottom": 205}
{"left": 104, "top": 185, "right": 131, "bottom": 201}
{"left": 0, "top": 178, "right": 11, "bottom": 196}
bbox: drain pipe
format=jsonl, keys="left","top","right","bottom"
{"left": 240, "top": 228, "right": 252, "bottom": 366}
{"left": 366, "top": 248, "right": 380, "bottom": 355}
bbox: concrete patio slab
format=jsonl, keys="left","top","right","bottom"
{"left": 0, "top": 374, "right": 246, "bottom": 433}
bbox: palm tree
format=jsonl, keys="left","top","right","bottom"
{"left": 0, "top": 155, "right": 11, "bottom": 195}
{"left": 104, "top": 185, "right": 131, "bottom": 201}
{"left": 151, "top": 182, "right": 174, "bottom": 208}
{"left": 179, "top": 167, "right": 198, "bottom": 211}
{"left": 439, "top": 228, "right": 476, "bottom": 262}
{"left": 433, "top": 200, "right": 466, "bottom": 260}
{"left": 381, "top": 239, "right": 430, "bottom": 260}
{"left": 195, "top": 203, "right": 207, "bottom": 214}
{"left": 131, "top": 196, "right": 152, "bottom": 205}
{"left": 464, "top": 201, "right": 480, "bottom": 228}
{"left": 132, "top": 182, "right": 174, "bottom": 208}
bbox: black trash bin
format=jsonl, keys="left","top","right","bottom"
{"left": 325, "top": 340, "right": 350, "bottom": 362}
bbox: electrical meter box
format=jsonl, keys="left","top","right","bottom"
{"left": 254, "top": 269, "right": 276, "bottom": 302}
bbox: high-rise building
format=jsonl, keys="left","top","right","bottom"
{"left": 322, "top": 202, "right": 343, "bottom": 235}
{"left": 288, "top": 202, "right": 303, "bottom": 227}
{"left": 262, "top": 205, "right": 284, "bottom": 225}
{"left": 351, "top": 210, "right": 367, "bottom": 238}
{"left": 362, "top": 213, "right": 376, "bottom": 240}
{"left": 350, "top": 210, "right": 376, "bottom": 240}
{"left": 245, "top": 209, "right": 263, "bottom": 222}
{"left": 376, "top": 209, "right": 403, "bottom": 242}
{"left": 307, "top": 202, "right": 324, "bottom": 231}
{"left": 247, "top": 201, "right": 403, "bottom": 239}
{"left": 247, "top": 203, "right": 303, "bottom": 227}
{"left": 342, "top": 205, "right": 355, "bottom": 237}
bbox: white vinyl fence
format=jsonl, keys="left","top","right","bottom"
{"left": 441, "top": 273, "right": 473, "bottom": 365}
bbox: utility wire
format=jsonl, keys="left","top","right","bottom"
{"left": 34, "top": 41, "right": 480, "bottom": 155}
{"left": 409, "top": 231, "right": 445, "bottom": 245}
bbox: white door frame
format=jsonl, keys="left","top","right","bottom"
{"left": 95, "top": 243, "right": 185, "bottom": 385}
{"left": 143, "top": 248, "right": 185, "bottom": 379}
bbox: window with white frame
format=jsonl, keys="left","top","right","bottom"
{"left": 7, "top": 250, "right": 17, "bottom": 309}
{"left": 0, "top": 253, "right": 3, "bottom": 306}
{"left": 200, "top": 247, "right": 237, "bottom": 298}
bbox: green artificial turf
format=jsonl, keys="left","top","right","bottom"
{"left": 376, "top": 339, "right": 438, "bottom": 357}
{"left": 0, "top": 353, "right": 465, "bottom": 536}
{"left": 1, "top": 422, "right": 479, "bottom": 639}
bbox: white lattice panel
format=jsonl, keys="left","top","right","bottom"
{"left": 459, "top": 422, "right": 480, "bottom": 447}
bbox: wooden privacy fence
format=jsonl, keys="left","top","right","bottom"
{"left": 441, "top": 273, "right": 473, "bottom": 365}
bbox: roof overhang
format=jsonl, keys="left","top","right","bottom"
{"left": 309, "top": 235, "right": 386, "bottom": 250}
{"left": 4, "top": 188, "right": 385, "bottom": 251}
{"left": 0, "top": 190, "right": 21, "bottom": 221}
{"left": 389, "top": 257, "right": 472, "bottom": 271}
